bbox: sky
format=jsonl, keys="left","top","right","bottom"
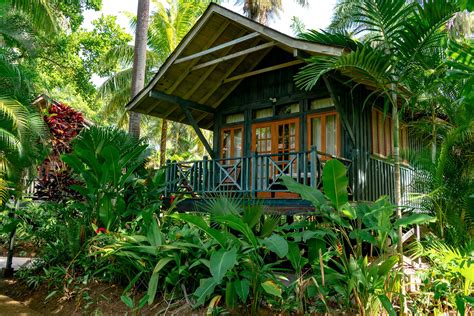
{"left": 82, "top": 0, "right": 337, "bottom": 35}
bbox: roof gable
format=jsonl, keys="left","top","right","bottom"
{"left": 126, "top": 3, "right": 343, "bottom": 130}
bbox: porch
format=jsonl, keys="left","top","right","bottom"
{"left": 164, "top": 147, "right": 422, "bottom": 211}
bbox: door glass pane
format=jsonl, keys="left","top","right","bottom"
{"left": 310, "top": 117, "right": 322, "bottom": 151}
{"left": 234, "top": 128, "right": 242, "bottom": 157}
{"left": 222, "top": 130, "right": 231, "bottom": 159}
{"left": 326, "top": 115, "right": 337, "bottom": 155}
{"left": 255, "top": 126, "right": 271, "bottom": 154}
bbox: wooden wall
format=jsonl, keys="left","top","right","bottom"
{"left": 214, "top": 48, "right": 421, "bottom": 203}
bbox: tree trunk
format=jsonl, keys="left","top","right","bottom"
{"left": 391, "top": 89, "right": 407, "bottom": 314}
{"left": 4, "top": 199, "right": 19, "bottom": 277}
{"left": 128, "top": 0, "right": 150, "bottom": 138}
{"left": 431, "top": 104, "right": 437, "bottom": 163}
{"left": 159, "top": 119, "right": 168, "bottom": 167}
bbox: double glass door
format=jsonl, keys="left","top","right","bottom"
{"left": 251, "top": 118, "right": 299, "bottom": 196}
{"left": 252, "top": 118, "right": 299, "bottom": 156}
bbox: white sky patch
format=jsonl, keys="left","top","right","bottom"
{"left": 83, "top": 0, "right": 336, "bottom": 86}
{"left": 83, "top": 0, "right": 336, "bottom": 34}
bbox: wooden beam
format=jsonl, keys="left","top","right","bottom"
{"left": 212, "top": 45, "right": 272, "bottom": 108}
{"left": 149, "top": 90, "right": 215, "bottom": 114}
{"left": 145, "top": 22, "right": 231, "bottom": 116}
{"left": 198, "top": 38, "right": 263, "bottom": 104}
{"left": 223, "top": 60, "right": 304, "bottom": 83}
{"left": 174, "top": 32, "right": 260, "bottom": 64}
{"left": 191, "top": 42, "right": 275, "bottom": 71}
{"left": 179, "top": 104, "right": 214, "bottom": 157}
{"left": 177, "top": 110, "right": 208, "bottom": 123}
{"left": 162, "top": 105, "right": 177, "bottom": 119}
{"left": 165, "top": 21, "right": 230, "bottom": 95}
{"left": 323, "top": 75, "right": 356, "bottom": 145}
{"left": 184, "top": 30, "right": 249, "bottom": 100}
{"left": 195, "top": 112, "right": 209, "bottom": 124}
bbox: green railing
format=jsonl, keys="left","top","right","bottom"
{"left": 164, "top": 147, "right": 352, "bottom": 198}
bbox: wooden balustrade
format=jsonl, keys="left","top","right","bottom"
{"left": 164, "top": 147, "right": 353, "bottom": 198}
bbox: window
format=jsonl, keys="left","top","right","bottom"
{"left": 221, "top": 126, "right": 243, "bottom": 159}
{"left": 276, "top": 103, "right": 300, "bottom": 115}
{"left": 225, "top": 113, "right": 244, "bottom": 124}
{"left": 371, "top": 108, "right": 409, "bottom": 158}
{"left": 307, "top": 111, "right": 340, "bottom": 156}
{"left": 253, "top": 107, "right": 273, "bottom": 119}
{"left": 310, "top": 98, "right": 334, "bottom": 110}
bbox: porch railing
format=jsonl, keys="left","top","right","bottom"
{"left": 164, "top": 147, "right": 352, "bottom": 198}
{"left": 364, "top": 157, "right": 426, "bottom": 207}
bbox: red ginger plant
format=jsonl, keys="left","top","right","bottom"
{"left": 36, "top": 102, "right": 86, "bottom": 201}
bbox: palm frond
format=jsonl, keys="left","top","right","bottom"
{"left": 5, "top": 0, "right": 58, "bottom": 34}
{"left": 298, "top": 29, "right": 361, "bottom": 51}
{"left": 295, "top": 45, "right": 392, "bottom": 92}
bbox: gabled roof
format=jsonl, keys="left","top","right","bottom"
{"left": 126, "top": 3, "right": 343, "bottom": 130}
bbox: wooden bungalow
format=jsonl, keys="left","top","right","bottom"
{"left": 126, "top": 4, "right": 422, "bottom": 213}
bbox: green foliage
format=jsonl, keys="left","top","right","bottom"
{"left": 62, "top": 126, "right": 149, "bottom": 230}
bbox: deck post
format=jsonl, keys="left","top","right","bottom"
{"left": 310, "top": 146, "right": 317, "bottom": 188}
{"left": 251, "top": 152, "right": 257, "bottom": 198}
{"left": 203, "top": 156, "right": 208, "bottom": 196}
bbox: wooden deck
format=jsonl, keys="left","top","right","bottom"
{"left": 164, "top": 147, "right": 352, "bottom": 199}
{"left": 164, "top": 147, "right": 424, "bottom": 211}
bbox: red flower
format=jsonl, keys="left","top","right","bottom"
{"left": 96, "top": 228, "right": 107, "bottom": 234}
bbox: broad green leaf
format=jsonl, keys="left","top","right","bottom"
{"left": 214, "top": 215, "right": 257, "bottom": 248}
{"left": 153, "top": 257, "right": 174, "bottom": 274}
{"left": 225, "top": 281, "right": 236, "bottom": 308}
{"left": 147, "top": 273, "right": 159, "bottom": 305}
{"left": 394, "top": 214, "right": 436, "bottom": 228}
{"left": 147, "top": 219, "right": 162, "bottom": 247}
{"left": 456, "top": 295, "right": 466, "bottom": 315}
{"left": 287, "top": 242, "right": 306, "bottom": 273}
{"left": 210, "top": 247, "right": 237, "bottom": 283}
{"left": 234, "top": 279, "right": 250, "bottom": 302}
{"left": 322, "top": 159, "right": 348, "bottom": 211}
{"left": 194, "top": 278, "right": 218, "bottom": 306}
{"left": 261, "top": 280, "right": 282, "bottom": 297}
{"left": 377, "top": 256, "right": 398, "bottom": 276}
{"left": 120, "top": 295, "right": 134, "bottom": 309}
{"left": 173, "top": 214, "right": 227, "bottom": 247}
{"left": 349, "top": 230, "right": 377, "bottom": 245}
{"left": 281, "top": 176, "right": 326, "bottom": 207}
{"left": 261, "top": 234, "right": 288, "bottom": 258}
{"left": 378, "top": 295, "right": 396, "bottom": 316}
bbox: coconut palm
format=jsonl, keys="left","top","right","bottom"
{"left": 99, "top": 0, "right": 215, "bottom": 164}
{"left": 235, "top": 0, "right": 309, "bottom": 24}
{"left": 129, "top": 0, "right": 150, "bottom": 138}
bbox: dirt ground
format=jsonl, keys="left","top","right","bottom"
{"left": 0, "top": 277, "right": 197, "bottom": 315}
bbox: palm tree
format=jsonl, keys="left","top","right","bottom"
{"left": 295, "top": 0, "right": 459, "bottom": 310}
{"left": 1, "top": 98, "right": 48, "bottom": 277}
{"left": 129, "top": 0, "right": 150, "bottom": 138}
{"left": 99, "top": 0, "right": 214, "bottom": 164}
{"left": 235, "top": 0, "right": 308, "bottom": 24}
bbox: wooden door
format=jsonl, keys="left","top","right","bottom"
{"left": 252, "top": 118, "right": 299, "bottom": 198}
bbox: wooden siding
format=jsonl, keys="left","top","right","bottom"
{"left": 212, "top": 58, "right": 424, "bottom": 205}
